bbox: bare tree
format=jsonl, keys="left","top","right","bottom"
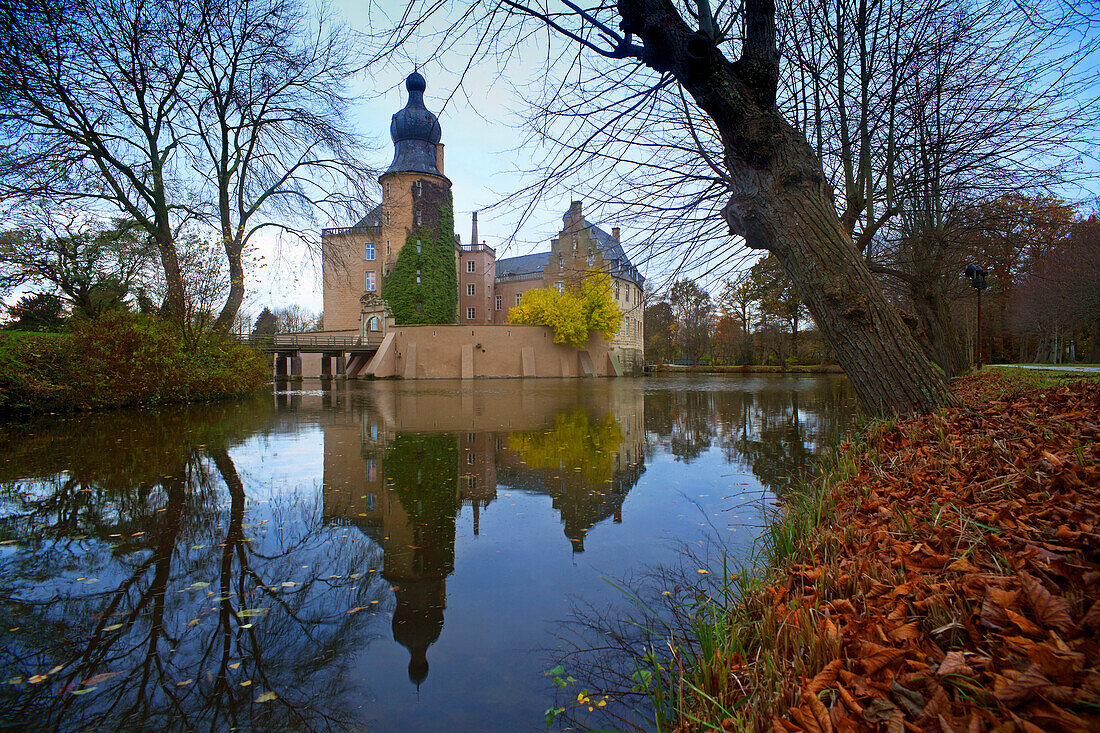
{"left": 0, "top": 0, "right": 373, "bottom": 333}
{"left": 391, "top": 0, "right": 953, "bottom": 414}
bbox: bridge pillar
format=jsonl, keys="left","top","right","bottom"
{"left": 321, "top": 353, "right": 332, "bottom": 377}
{"left": 336, "top": 354, "right": 347, "bottom": 379}
{"left": 275, "top": 353, "right": 289, "bottom": 378}
{"left": 290, "top": 355, "right": 302, "bottom": 380}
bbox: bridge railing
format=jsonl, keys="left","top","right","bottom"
{"left": 233, "top": 334, "right": 384, "bottom": 350}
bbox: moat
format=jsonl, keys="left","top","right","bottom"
{"left": 0, "top": 375, "right": 855, "bottom": 731}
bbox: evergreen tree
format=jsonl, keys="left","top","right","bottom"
{"left": 4, "top": 293, "right": 67, "bottom": 332}
{"left": 252, "top": 307, "right": 276, "bottom": 336}
{"left": 383, "top": 194, "right": 457, "bottom": 324}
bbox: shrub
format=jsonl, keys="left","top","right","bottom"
{"left": 0, "top": 312, "right": 268, "bottom": 414}
{"left": 509, "top": 270, "right": 623, "bottom": 348}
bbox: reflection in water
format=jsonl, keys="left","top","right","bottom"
{"left": 0, "top": 376, "right": 854, "bottom": 731}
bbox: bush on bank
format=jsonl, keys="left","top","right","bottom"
{"left": 0, "top": 312, "right": 268, "bottom": 414}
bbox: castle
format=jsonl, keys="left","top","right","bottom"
{"left": 320, "top": 72, "right": 645, "bottom": 373}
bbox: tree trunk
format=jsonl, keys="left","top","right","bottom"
{"left": 213, "top": 244, "right": 245, "bottom": 336}
{"left": 911, "top": 281, "right": 968, "bottom": 378}
{"left": 620, "top": 0, "right": 952, "bottom": 416}
{"left": 156, "top": 235, "right": 187, "bottom": 328}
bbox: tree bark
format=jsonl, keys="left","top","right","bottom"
{"left": 911, "top": 280, "right": 968, "bottom": 378}
{"left": 213, "top": 243, "right": 244, "bottom": 335}
{"left": 619, "top": 0, "right": 952, "bottom": 415}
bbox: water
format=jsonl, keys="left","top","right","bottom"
{"left": 0, "top": 375, "right": 855, "bottom": 731}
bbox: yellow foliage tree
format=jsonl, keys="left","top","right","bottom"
{"left": 508, "top": 271, "right": 623, "bottom": 348}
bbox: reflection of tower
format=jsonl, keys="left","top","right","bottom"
{"left": 459, "top": 431, "right": 498, "bottom": 535}
{"left": 379, "top": 434, "right": 459, "bottom": 687}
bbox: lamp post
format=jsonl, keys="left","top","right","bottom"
{"left": 964, "top": 264, "right": 988, "bottom": 369}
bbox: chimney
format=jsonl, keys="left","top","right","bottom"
{"left": 612, "top": 227, "right": 620, "bottom": 242}
{"left": 471, "top": 211, "right": 479, "bottom": 249}
{"left": 569, "top": 200, "right": 583, "bottom": 226}
{"left": 435, "top": 143, "right": 445, "bottom": 175}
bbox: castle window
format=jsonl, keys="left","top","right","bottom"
{"left": 555, "top": 282, "right": 564, "bottom": 294}
{"left": 571, "top": 236, "right": 577, "bottom": 251}
{"left": 466, "top": 307, "right": 476, "bottom": 320}
{"left": 495, "top": 295, "right": 502, "bottom": 310}
{"left": 466, "top": 260, "right": 475, "bottom": 273}
{"left": 365, "top": 242, "right": 375, "bottom": 261}
{"left": 415, "top": 210, "right": 422, "bottom": 225}
{"left": 516, "top": 293, "right": 522, "bottom": 305}
{"left": 416, "top": 302, "right": 423, "bottom": 313}
{"left": 386, "top": 241, "right": 391, "bottom": 257}
{"left": 385, "top": 210, "right": 390, "bottom": 224}
{"left": 414, "top": 180, "right": 423, "bottom": 197}
{"left": 466, "top": 452, "right": 475, "bottom": 465}
{"left": 467, "top": 284, "right": 476, "bottom": 296}
{"left": 416, "top": 239, "right": 421, "bottom": 253}
{"left": 365, "top": 271, "right": 376, "bottom": 291}
{"left": 558, "top": 255, "right": 564, "bottom": 269}
{"left": 487, "top": 308, "right": 492, "bottom": 321}
{"left": 367, "top": 316, "right": 380, "bottom": 332}
{"left": 365, "top": 459, "right": 377, "bottom": 483}
{"left": 588, "top": 251, "right": 593, "bottom": 266}
{"left": 416, "top": 269, "right": 421, "bottom": 283}
{"left": 615, "top": 281, "right": 620, "bottom": 299}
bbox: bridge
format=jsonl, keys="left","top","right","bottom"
{"left": 236, "top": 333, "right": 384, "bottom": 379}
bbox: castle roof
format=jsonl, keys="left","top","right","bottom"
{"left": 495, "top": 252, "right": 547, "bottom": 278}
{"left": 586, "top": 219, "right": 645, "bottom": 288}
{"left": 352, "top": 204, "right": 382, "bottom": 229}
{"left": 385, "top": 72, "right": 444, "bottom": 178}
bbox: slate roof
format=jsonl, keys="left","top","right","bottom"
{"left": 352, "top": 204, "right": 382, "bottom": 229}
{"left": 495, "top": 252, "right": 548, "bottom": 278}
{"left": 587, "top": 220, "right": 645, "bottom": 288}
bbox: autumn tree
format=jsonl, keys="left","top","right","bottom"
{"left": 509, "top": 270, "right": 623, "bottom": 348}
{"left": 669, "top": 279, "right": 713, "bottom": 365}
{"left": 643, "top": 299, "right": 676, "bottom": 365}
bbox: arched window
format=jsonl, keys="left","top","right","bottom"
{"left": 367, "top": 316, "right": 381, "bottom": 332}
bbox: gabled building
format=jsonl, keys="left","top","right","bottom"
{"left": 321, "top": 72, "right": 645, "bottom": 372}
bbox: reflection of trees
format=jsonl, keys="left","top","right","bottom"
{"left": 644, "top": 390, "right": 715, "bottom": 463}
{"left": 508, "top": 409, "right": 623, "bottom": 485}
{"left": 0, "top": 409, "right": 388, "bottom": 731}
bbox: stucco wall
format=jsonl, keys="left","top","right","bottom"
{"left": 370, "top": 324, "right": 620, "bottom": 379}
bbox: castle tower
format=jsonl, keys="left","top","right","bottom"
{"left": 379, "top": 72, "right": 452, "bottom": 277}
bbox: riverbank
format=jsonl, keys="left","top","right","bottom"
{"left": 650, "top": 364, "right": 845, "bottom": 375}
{"left": 662, "top": 367, "right": 1100, "bottom": 732}
{"left": 0, "top": 313, "right": 269, "bottom": 415}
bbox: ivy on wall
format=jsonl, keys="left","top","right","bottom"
{"left": 382, "top": 190, "right": 457, "bottom": 324}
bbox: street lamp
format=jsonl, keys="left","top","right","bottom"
{"left": 964, "top": 264, "right": 988, "bottom": 369}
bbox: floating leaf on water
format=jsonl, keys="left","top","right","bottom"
{"left": 346, "top": 607, "right": 367, "bottom": 615}
{"left": 237, "top": 608, "right": 268, "bottom": 617}
{"left": 176, "top": 679, "right": 192, "bottom": 687}
{"left": 240, "top": 680, "right": 252, "bottom": 687}
{"left": 48, "top": 665, "right": 64, "bottom": 675}
{"left": 229, "top": 663, "right": 241, "bottom": 670}
{"left": 27, "top": 675, "right": 47, "bottom": 684}
{"left": 186, "top": 582, "right": 210, "bottom": 591}
{"left": 71, "top": 687, "right": 97, "bottom": 695}
{"left": 280, "top": 582, "right": 297, "bottom": 588}
{"left": 103, "top": 623, "right": 124, "bottom": 632}
{"left": 240, "top": 623, "right": 253, "bottom": 629}
{"left": 254, "top": 691, "right": 278, "bottom": 702}
{"left": 83, "top": 672, "right": 120, "bottom": 686}
{"left": 697, "top": 569, "right": 710, "bottom": 575}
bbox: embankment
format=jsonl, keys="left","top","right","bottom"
{"left": 660, "top": 368, "right": 1100, "bottom": 731}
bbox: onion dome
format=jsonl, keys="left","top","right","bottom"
{"left": 385, "top": 72, "right": 443, "bottom": 176}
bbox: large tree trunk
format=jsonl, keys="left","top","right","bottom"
{"left": 619, "top": 0, "right": 953, "bottom": 415}
{"left": 911, "top": 280, "right": 969, "bottom": 378}
{"left": 213, "top": 244, "right": 245, "bottom": 336}
{"left": 1089, "top": 319, "right": 1100, "bottom": 364}
{"left": 156, "top": 234, "right": 187, "bottom": 328}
